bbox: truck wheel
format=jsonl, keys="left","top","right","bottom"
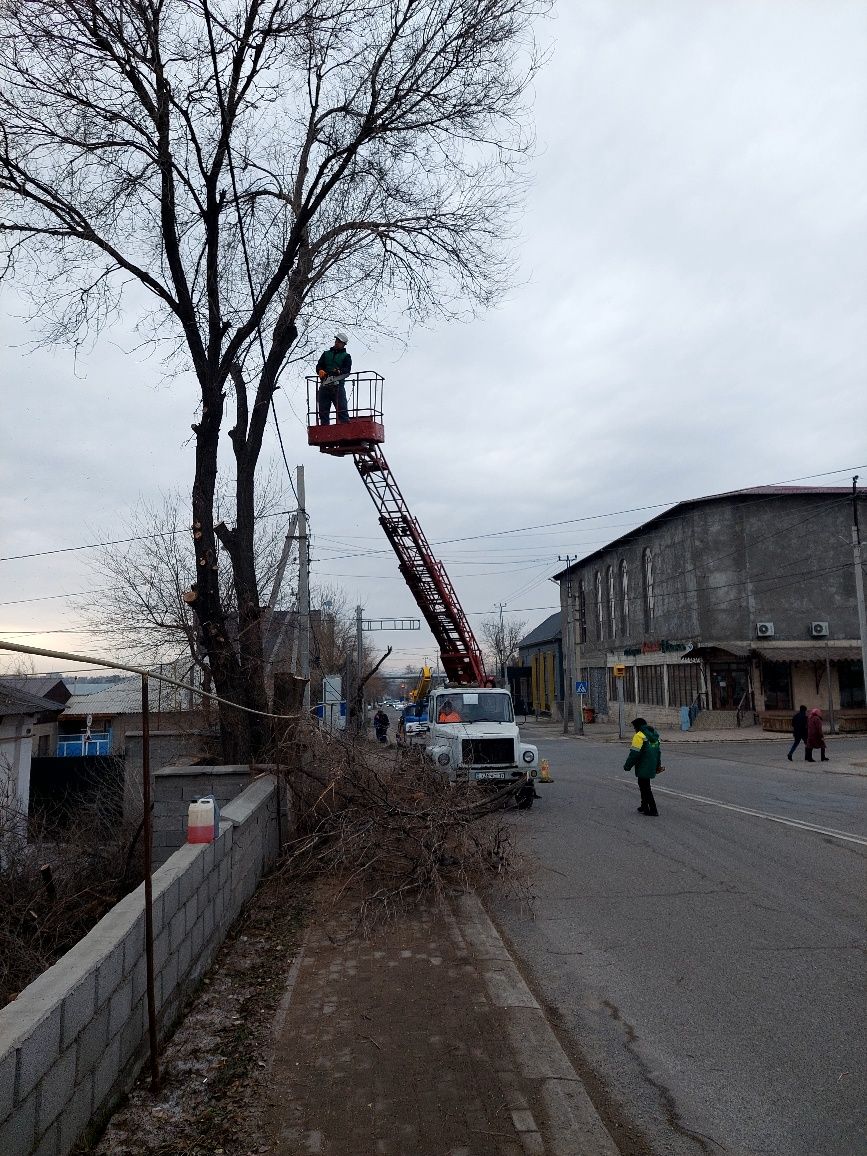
{"left": 515, "top": 782, "right": 535, "bottom": 810}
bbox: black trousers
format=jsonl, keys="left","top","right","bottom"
{"left": 638, "top": 777, "right": 658, "bottom": 815}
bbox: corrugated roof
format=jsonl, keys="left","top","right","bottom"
{"left": 680, "top": 641, "right": 862, "bottom": 663}
{"left": 753, "top": 642, "right": 862, "bottom": 663}
{"left": 552, "top": 486, "right": 860, "bottom": 580}
{"left": 518, "top": 611, "right": 562, "bottom": 649}
{"left": 63, "top": 677, "right": 192, "bottom": 717}
{"left": 0, "top": 679, "right": 66, "bottom": 716}
{"left": 3, "top": 675, "right": 71, "bottom": 704}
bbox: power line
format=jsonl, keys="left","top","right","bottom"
{"left": 0, "top": 589, "right": 105, "bottom": 608}
{"left": 0, "top": 508, "right": 295, "bottom": 563}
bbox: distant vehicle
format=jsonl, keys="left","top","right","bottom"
{"left": 396, "top": 701, "right": 429, "bottom": 745}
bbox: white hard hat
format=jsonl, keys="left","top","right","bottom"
{"left": 334, "top": 331, "right": 348, "bottom": 344}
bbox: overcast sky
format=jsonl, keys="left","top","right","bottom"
{"left": 2, "top": 0, "right": 866, "bottom": 678}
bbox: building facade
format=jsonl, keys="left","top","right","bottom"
{"left": 554, "top": 487, "right": 866, "bottom": 731}
{"left": 516, "top": 612, "right": 563, "bottom": 717}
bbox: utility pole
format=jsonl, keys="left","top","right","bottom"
{"left": 356, "top": 604, "right": 364, "bottom": 729}
{"left": 853, "top": 476, "right": 867, "bottom": 708}
{"left": 558, "top": 556, "right": 577, "bottom": 734}
{"left": 497, "top": 602, "right": 507, "bottom": 686}
{"left": 297, "top": 466, "right": 311, "bottom": 711}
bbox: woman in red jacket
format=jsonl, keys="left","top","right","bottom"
{"left": 805, "top": 708, "right": 829, "bottom": 762}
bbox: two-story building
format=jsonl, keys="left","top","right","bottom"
{"left": 553, "top": 486, "right": 866, "bottom": 731}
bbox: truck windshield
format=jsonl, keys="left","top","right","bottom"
{"left": 434, "top": 693, "right": 513, "bottom": 723}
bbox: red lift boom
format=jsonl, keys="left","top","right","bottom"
{"left": 307, "top": 372, "right": 489, "bottom": 686}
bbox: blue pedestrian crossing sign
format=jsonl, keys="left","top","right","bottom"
{"left": 575, "top": 680, "right": 589, "bottom": 694}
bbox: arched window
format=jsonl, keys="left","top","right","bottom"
{"left": 578, "top": 580, "right": 587, "bottom": 644}
{"left": 607, "top": 565, "right": 617, "bottom": 638}
{"left": 620, "top": 560, "right": 629, "bottom": 636}
{"left": 595, "top": 571, "right": 604, "bottom": 640}
{"left": 642, "top": 547, "right": 654, "bottom": 631}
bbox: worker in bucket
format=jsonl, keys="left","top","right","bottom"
{"left": 316, "top": 331, "right": 352, "bottom": 424}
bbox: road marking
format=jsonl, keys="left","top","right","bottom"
{"left": 644, "top": 785, "right": 867, "bottom": 846}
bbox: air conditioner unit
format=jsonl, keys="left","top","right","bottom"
{"left": 756, "top": 622, "right": 775, "bottom": 638}
{"left": 811, "top": 621, "right": 830, "bottom": 638}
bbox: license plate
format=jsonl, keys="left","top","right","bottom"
{"left": 475, "top": 771, "right": 507, "bottom": 781}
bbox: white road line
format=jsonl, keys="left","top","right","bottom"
{"left": 640, "top": 784, "right": 867, "bottom": 846}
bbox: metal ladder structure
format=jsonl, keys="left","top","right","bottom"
{"left": 353, "top": 445, "right": 488, "bottom": 686}
{"left": 307, "top": 371, "right": 489, "bottom": 686}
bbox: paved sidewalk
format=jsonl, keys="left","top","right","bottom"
{"left": 266, "top": 889, "right": 618, "bottom": 1156}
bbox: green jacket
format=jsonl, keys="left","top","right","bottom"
{"left": 316, "top": 347, "right": 352, "bottom": 377}
{"left": 623, "top": 725, "right": 661, "bottom": 779}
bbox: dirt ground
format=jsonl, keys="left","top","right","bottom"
{"left": 85, "top": 866, "right": 305, "bottom": 1156}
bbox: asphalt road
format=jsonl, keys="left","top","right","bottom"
{"left": 489, "top": 729, "right": 867, "bottom": 1156}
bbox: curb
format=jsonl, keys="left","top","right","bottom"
{"left": 448, "top": 892, "right": 620, "bottom": 1156}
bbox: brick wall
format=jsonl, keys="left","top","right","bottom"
{"left": 0, "top": 775, "right": 280, "bottom": 1156}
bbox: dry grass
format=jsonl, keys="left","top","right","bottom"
{"left": 0, "top": 759, "right": 144, "bottom": 1006}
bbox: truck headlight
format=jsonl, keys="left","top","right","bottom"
{"left": 522, "top": 750, "right": 535, "bottom": 764}
{"left": 437, "top": 752, "right": 450, "bottom": 767}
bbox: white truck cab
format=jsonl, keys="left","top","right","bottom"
{"left": 423, "top": 686, "right": 539, "bottom": 795}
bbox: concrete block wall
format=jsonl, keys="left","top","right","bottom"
{"left": 123, "top": 731, "right": 218, "bottom": 822}
{"left": 152, "top": 765, "right": 253, "bottom": 866}
{"left": 0, "top": 775, "right": 280, "bottom": 1156}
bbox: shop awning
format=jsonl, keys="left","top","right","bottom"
{"left": 680, "top": 642, "right": 751, "bottom": 660}
{"left": 680, "top": 641, "right": 862, "bottom": 663}
{"left": 753, "top": 642, "right": 862, "bottom": 663}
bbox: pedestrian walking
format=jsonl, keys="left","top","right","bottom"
{"left": 805, "top": 707, "right": 829, "bottom": 762}
{"left": 373, "top": 708, "right": 390, "bottom": 744}
{"left": 316, "top": 332, "right": 352, "bottom": 424}
{"left": 623, "top": 716, "right": 662, "bottom": 816}
{"left": 787, "top": 705, "right": 808, "bottom": 761}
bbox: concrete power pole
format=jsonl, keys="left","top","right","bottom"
{"left": 356, "top": 604, "right": 364, "bottom": 728}
{"left": 297, "top": 466, "right": 311, "bottom": 711}
{"left": 497, "top": 602, "right": 507, "bottom": 686}
{"left": 853, "top": 476, "right": 867, "bottom": 708}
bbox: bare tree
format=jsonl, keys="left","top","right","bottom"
{"left": 83, "top": 463, "right": 293, "bottom": 675}
{"left": 0, "top": 0, "right": 549, "bottom": 758}
{"left": 480, "top": 615, "right": 527, "bottom": 681}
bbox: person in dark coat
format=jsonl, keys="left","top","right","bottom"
{"left": 805, "top": 708, "right": 828, "bottom": 762}
{"left": 787, "top": 705, "right": 808, "bottom": 761}
{"left": 373, "top": 708, "right": 389, "bottom": 744}
{"left": 623, "top": 716, "right": 662, "bottom": 816}
{"left": 315, "top": 332, "right": 352, "bottom": 424}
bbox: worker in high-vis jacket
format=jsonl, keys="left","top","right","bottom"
{"left": 316, "top": 331, "right": 352, "bottom": 424}
{"left": 623, "top": 716, "right": 662, "bottom": 816}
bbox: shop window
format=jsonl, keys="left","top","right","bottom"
{"left": 761, "top": 662, "right": 792, "bottom": 711}
{"left": 839, "top": 661, "right": 865, "bottom": 709}
{"left": 608, "top": 666, "right": 633, "bottom": 703}
{"left": 668, "top": 662, "right": 703, "bottom": 707}
{"left": 637, "top": 664, "right": 665, "bottom": 706}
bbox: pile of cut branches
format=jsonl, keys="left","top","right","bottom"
{"left": 277, "top": 723, "right": 531, "bottom": 929}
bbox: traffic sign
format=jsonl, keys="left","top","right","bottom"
{"left": 575, "top": 680, "right": 588, "bottom": 694}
